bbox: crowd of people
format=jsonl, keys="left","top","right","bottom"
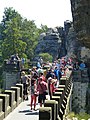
{"left": 20, "top": 57, "right": 86, "bottom": 111}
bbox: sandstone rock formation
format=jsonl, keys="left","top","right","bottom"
{"left": 70, "top": 0, "right": 90, "bottom": 48}
{"left": 35, "top": 27, "right": 63, "bottom": 60}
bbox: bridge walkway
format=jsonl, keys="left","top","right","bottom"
{"left": 3, "top": 95, "right": 39, "bottom": 120}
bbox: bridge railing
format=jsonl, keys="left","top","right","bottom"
{"left": 0, "top": 83, "right": 23, "bottom": 120}
{"left": 39, "top": 70, "right": 73, "bottom": 120}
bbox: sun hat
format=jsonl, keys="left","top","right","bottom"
{"left": 48, "top": 77, "right": 52, "bottom": 81}
{"left": 21, "top": 71, "right": 25, "bottom": 75}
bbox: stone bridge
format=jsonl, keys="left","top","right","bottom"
{"left": 0, "top": 68, "right": 73, "bottom": 120}
{"left": 39, "top": 70, "right": 73, "bottom": 120}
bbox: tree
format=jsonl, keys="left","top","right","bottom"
{"left": 21, "top": 19, "right": 40, "bottom": 60}
{"left": 0, "top": 7, "right": 49, "bottom": 61}
{"left": 0, "top": 7, "right": 27, "bottom": 59}
{"left": 39, "top": 53, "right": 53, "bottom": 62}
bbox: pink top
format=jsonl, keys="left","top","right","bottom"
{"left": 50, "top": 83, "right": 56, "bottom": 96}
{"left": 37, "top": 81, "right": 48, "bottom": 94}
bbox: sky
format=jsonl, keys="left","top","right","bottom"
{"left": 0, "top": 0, "right": 72, "bottom": 28}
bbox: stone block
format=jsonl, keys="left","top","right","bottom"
{"left": 0, "top": 111, "right": 4, "bottom": 120}
{"left": 39, "top": 107, "right": 52, "bottom": 120}
{"left": 66, "top": 88, "right": 70, "bottom": 94}
{"left": 53, "top": 92, "right": 62, "bottom": 97}
{"left": 51, "top": 96, "right": 61, "bottom": 112}
{"left": 0, "top": 99, "right": 4, "bottom": 120}
{"left": 63, "top": 99, "right": 67, "bottom": 107}
{"left": 58, "top": 85, "right": 65, "bottom": 89}
{"left": 65, "top": 91, "right": 69, "bottom": 97}
{"left": 11, "top": 86, "right": 20, "bottom": 106}
{"left": 60, "top": 77, "right": 67, "bottom": 85}
{"left": 59, "top": 108, "right": 64, "bottom": 119}
{"left": 73, "top": 70, "right": 81, "bottom": 76}
{"left": 55, "top": 88, "right": 64, "bottom": 93}
{"left": 44, "top": 100, "right": 56, "bottom": 120}
{"left": 61, "top": 104, "right": 66, "bottom": 115}
{"left": 4, "top": 90, "right": 16, "bottom": 111}
{"left": 16, "top": 83, "right": 23, "bottom": 102}
{"left": 0, "top": 99, "right": 3, "bottom": 112}
{"left": 64, "top": 95, "right": 68, "bottom": 103}
{"left": 0, "top": 94, "right": 11, "bottom": 118}
{"left": 54, "top": 101, "right": 59, "bottom": 120}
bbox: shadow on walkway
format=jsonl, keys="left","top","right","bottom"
{"left": 19, "top": 109, "right": 39, "bottom": 116}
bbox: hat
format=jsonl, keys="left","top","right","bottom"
{"left": 33, "top": 66, "right": 37, "bottom": 69}
{"left": 48, "top": 77, "right": 52, "bottom": 81}
{"left": 21, "top": 71, "right": 25, "bottom": 75}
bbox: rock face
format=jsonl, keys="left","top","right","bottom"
{"left": 35, "top": 27, "right": 64, "bottom": 60}
{"left": 35, "top": 20, "right": 90, "bottom": 63}
{"left": 70, "top": 0, "right": 90, "bottom": 48}
{"left": 35, "top": 21, "right": 78, "bottom": 61}
{"left": 65, "top": 23, "right": 80, "bottom": 59}
{"left": 65, "top": 20, "right": 90, "bottom": 67}
{"left": 63, "top": 21, "right": 90, "bottom": 114}
{"left": 72, "top": 69, "right": 90, "bottom": 113}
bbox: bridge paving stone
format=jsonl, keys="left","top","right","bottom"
{"left": 3, "top": 95, "right": 39, "bottom": 120}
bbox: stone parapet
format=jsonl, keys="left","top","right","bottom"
{"left": 0, "top": 94, "right": 11, "bottom": 118}
{"left": 4, "top": 90, "right": 16, "bottom": 111}
{"left": 44, "top": 100, "right": 57, "bottom": 120}
{"left": 39, "top": 71, "right": 73, "bottom": 120}
{"left": 0, "top": 99, "right": 4, "bottom": 120}
{"left": 16, "top": 83, "right": 23, "bottom": 102}
{"left": 51, "top": 96, "right": 61, "bottom": 114}
{"left": 39, "top": 107, "right": 52, "bottom": 120}
{"left": 10, "top": 86, "right": 20, "bottom": 106}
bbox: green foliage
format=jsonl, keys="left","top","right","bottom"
{"left": 39, "top": 24, "right": 48, "bottom": 33}
{"left": 75, "top": 113, "right": 90, "bottom": 120}
{"left": 39, "top": 53, "right": 53, "bottom": 62}
{"left": 0, "top": 7, "right": 26, "bottom": 59}
{"left": 0, "top": 7, "right": 48, "bottom": 61}
{"left": 66, "top": 112, "right": 90, "bottom": 120}
{"left": 66, "top": 112, "right": 75, "bottom": 118}
{"left": 21, "top": 19, "right": 40, "bottom": 59}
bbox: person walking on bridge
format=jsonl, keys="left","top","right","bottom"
{"left": 37, "top": 77, "right": 48, "bottom": 107}
{"left": 30, "top": 78, "right": 38, "bottom": 110}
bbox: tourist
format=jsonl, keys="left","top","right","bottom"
{"left": 47, "top": 77, "right": 53, "bottom": 98}
{"left": 37, "top": 61, "right": 41, "bottom": 69}
{"left": 73, "top": 61, "right": 79, "bottom": 70}
{"left": 37, "top": 77, "right": 48, "bottom": 107}
{"left": 21, "top": 71, "right": 30, "bottom": 100}
{"left": 30, "top": 78, "right": 38, "bottom": 110}
{"left": 39, "top": 72, "right": 46, "bottom": 82}
{"left": 79, "top": 61, "right": 86, "bottom": 70}
{"left": 50, "top": 79, "right": 57, "bottom": 98}
{"left": 46, "top": 68, "right": 53, "bottom": 80}
{"left": 54, "top": 66, "right": 59, "bottom": 79}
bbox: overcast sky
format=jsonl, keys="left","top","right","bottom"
{"left": 0, "top": 0, "right": 72, "bottom": 28}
